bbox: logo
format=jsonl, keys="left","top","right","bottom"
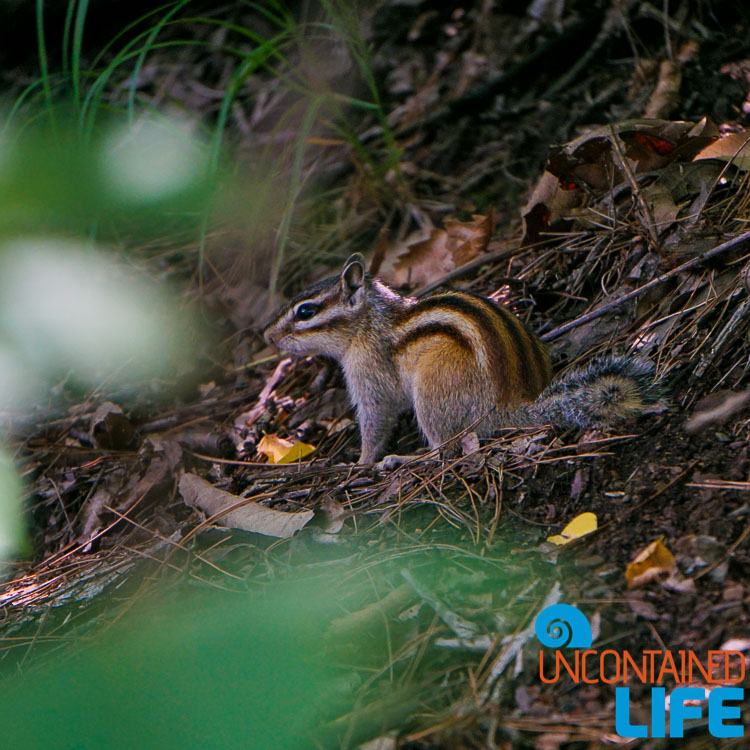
{"left": 534, "top": 603, "right": 745, "bottom": 739}
{"left": 535, "top": 603, "right": 593, "bottom": 649}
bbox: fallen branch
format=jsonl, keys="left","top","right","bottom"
{"left": 685, "top": 389, "right": 750, "bottom": 433}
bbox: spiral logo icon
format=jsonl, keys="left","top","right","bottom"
{"left": 535, "top": 603, "right": 592, "bottom": 648}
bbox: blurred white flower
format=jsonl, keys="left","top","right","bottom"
{"left": 0, "top": 345, "right": 39, "bottom": 412}
{"left": 99, "top": 117, "right": 206, "bottom": 202}
{"left": 0, "top": 237, "right": 187, "bottom": 383}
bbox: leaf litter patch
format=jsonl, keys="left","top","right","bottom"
{"left": 3, "top": 4, "right": 750, "bottom": 745}
{"left": 4, "top": 113, "right": 749, "bottom": 746}
{"left": 3, "top": 128, "right": 749, "bottom": 747}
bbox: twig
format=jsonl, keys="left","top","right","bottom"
{"left": 541, "top": 231, "right": 750, "bottom": 341}
{"left": 691, "top": 298, "right": 750, "bottom": 379}
{"left": 608, "top": 124, "right": 660, "bottom": 250}
{"left": 483, "top": 583, "right": 562, "bottom": 703}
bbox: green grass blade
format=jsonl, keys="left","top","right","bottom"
{"left": 268, "top": 95, "right": 324, "bottom": 297}
{"left": 61, "top": 0, "right": 77, "bottom": 77}
{"left": 89, "top": 2, "right": 181, "bottom": 71}
{"left": 71, "top": 0, "right": 90, "bottom": 111}
{"left": 126, "top": 0, "right": 192, "bottom": 122}
{"left": 34, "top": 0, "right": 55, "bottom": 126}
{"left": 4, "top": 79, "right": 47, "bottom": 133}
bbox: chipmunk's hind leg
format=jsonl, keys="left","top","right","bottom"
{"left": 408, "top": 344, "right": 495, "bottom": 451}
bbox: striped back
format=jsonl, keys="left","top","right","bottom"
{"left": 395, "top": 292, "right": 551, "bottom": 404}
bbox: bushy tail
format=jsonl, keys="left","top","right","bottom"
{"left": 499, "top": 355, "right": 663, "bottom": 430}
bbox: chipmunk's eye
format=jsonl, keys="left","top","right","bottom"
{"left": 295, "top": 302, "right": 320, "bottom": 321}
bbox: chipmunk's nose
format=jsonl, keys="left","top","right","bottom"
{"left": 263, "top": 326, "right": 278, "bottom": 346}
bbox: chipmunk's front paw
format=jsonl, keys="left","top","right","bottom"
{"left": 373, "top": 454, "right": 411, "bottom": 472}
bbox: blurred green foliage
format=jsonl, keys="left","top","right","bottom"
{"left": 0, "top": 578, "right": 339, "bottom": 749}
{"left": 0, "top": 450, "right": 28, "bottom": 562}
{"left": 0, "top": 2, "right": 414, "bottom": 744}
{"left": 0, "top": 533, "right": 550, "bottom": 749}
{"left": 0, "top": 116, "right": 212, "bottom": 241}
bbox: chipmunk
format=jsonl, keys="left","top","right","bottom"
{"left": 264, "top": 253, "right": 660, "bottom": 463}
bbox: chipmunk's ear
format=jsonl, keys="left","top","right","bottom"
{"left": 341, "top": 253, "right": 366, "bottom": 302}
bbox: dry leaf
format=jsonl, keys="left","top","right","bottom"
{"left": 389, "top": 228, "right": 453, "bottom": 286}
{"left": 460, "top": 431, "right": 480, "bottom": 456}
{"left": 320, "top": 496, "right": 346, "bottom": 534}
{"left": 443, "top": 208, "right": 495, "bottom": 266}
{"left": 625, "top": 539, "right": 676, "bottom": 587}
{"left": 523, "top": 118, "right": 720, "bottom": 246}
{"left": 257, "top": 434, "right": 316, "bottom": 464}
{"left": 627, "top": 597, "right": 659, "bottom": 620}
{"left": 547, "top": 511, "right": 598, "bottom": 545}
{"left": 374, "top": 221, "right": 434, "bottom": 283}
{"left": 89, "top": 401, "right": 137, "bottom": 450}
{"left": 639, "top": 181, "right": 680, "bottom": 232}
{"left": 662, "top": 573, "right": 696, "bottom": 594}
{"left": 521, "top": 170, "right": 582, "bottom": 246}
{"left": 694, "top": 129, "right": 750, "bottom": 171}
{"left": 179, "top": 473, "right": 313, "bottom": 538}
{"left": 721, "top": 638, "right": 750, "bottom": 652}
{"left": 387, "top": 210, "right": 494, "bottom": 286}
{"left": 546, "top": 120, "right": 716, "bottom": 191}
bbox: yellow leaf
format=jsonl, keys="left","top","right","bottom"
{"left": 625, "top": 539, "right": 676, "bottom": 587}
{"left": 277, "top": 441, "right": 316, "bottom": 464}
{"left": 257, "top": 435, "right": 316, "bottom": 465}
{"left": 547, "top": 511, "right": 598, "bottom": 545}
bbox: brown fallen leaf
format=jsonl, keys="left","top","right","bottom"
{"left": 443, "top": 208, "right": 495, "bottom": 266}
{"left": 179, "top": 473, "right": 313, "bottom": 538}
{"left": 386, "top": 210, "right": 495, "bottom": 287}
{"left": 89, "top": 401, "right": 138, "bottom": 451}
{"left": 694, "top": 129, "right": 750, "bottom": 171}
{"left": 388, "top": 227, "right": 453, "bottom": 287}
{"left": 639, "top": 180, "right": 680, "bottom": 233}
{"left": 545, "top": 119, "right": 717, "bottom": 193}
{"left": 523, "top": 118, "right": 720, "bottom": 247}
{"left": 721, "top": 638, "right": 750, "bottom": 653}
{"left": 460, "top": 431, "right": 480, "bottom": 456}
{"left": 320, "top": 495, "right": 346, "bottom": 534}
{"left": 521, "top": 170, "right": 580, "bottom": 247}
{"left": 627, "top": 596, "right": 659, "bottom": 621}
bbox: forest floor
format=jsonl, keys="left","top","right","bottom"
{"left": 1, "top": 1, "right": 750, "bottom": 748}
